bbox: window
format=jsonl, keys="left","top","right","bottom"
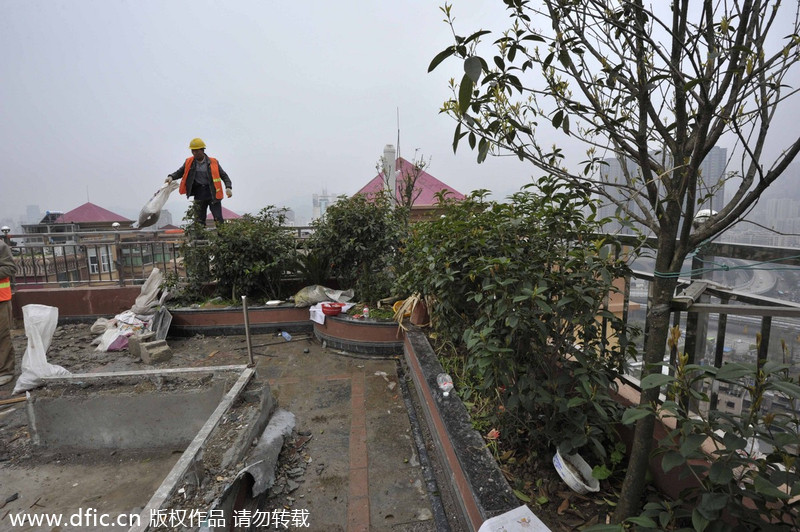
{"left": 99, "top": 247, "right": 111, "bottom": 273}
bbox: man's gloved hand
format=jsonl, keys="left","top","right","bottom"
{"left": 164, "top": 177, "right": 172, "bottom": 184}
{"left": 226, "top": 188, "right": 233, "bottom": 198}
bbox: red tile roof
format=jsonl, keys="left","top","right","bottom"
{"left": 54, "top": 202, "right": 132, "bottom": 223}
{"left": 221, "top": 206, "right": 241, "bottom": 219}
{"left": 355, "top": 157, "right": 465, "bottom": 205}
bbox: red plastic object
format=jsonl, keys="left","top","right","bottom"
{"left": 321, "top": 302, "right": 344, "bottom": 316}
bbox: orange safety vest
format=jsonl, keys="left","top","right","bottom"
{"left": 179, "top": 156, "right": 224, "bottom": 200}
{"left": 0, "top": 277, "right": 10, "bottom": 302}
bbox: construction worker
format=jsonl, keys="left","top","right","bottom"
{"left": 167, "top": 138, "right": 233, "bottom": 226}
{"left": 0, "top": 237, "right": 17, "bottom": 387}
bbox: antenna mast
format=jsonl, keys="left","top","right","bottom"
{"left": 396, "top": 107, "right": 401, "bottom": 161}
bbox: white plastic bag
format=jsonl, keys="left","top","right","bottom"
{"left": 13, "top": 304, "right": 71, "bottom": 394}
{"left": 136, "top": 180, "right": 179, "bottom": 228}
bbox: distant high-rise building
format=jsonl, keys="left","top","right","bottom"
{"left": 283, "top": 208, "right": 296, "bottom": 226}
{"left": 597, "top": 146, "right": 728, "bottom": 234}
{"left": 26, "top": 205, "right": 41, "bottom": 224}
{"left": 697, "top": 146, "right": 727, "bottom": 213}
{"left": 312, "top": 190, "right": 339, "bottom": 221}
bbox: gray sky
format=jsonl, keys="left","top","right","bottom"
{"left": 1, "top": 0, "right": 534, "bottom": 226}
{"left": 3, "top": 1, "right": 798, "bottom": 229}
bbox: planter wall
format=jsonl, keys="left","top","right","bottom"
{"left": 313, "top": 315, "right": 404, "bottom": 356}
{"left": 13, "top": 286, "right": 142, "bottom": 322}
{"left": 403, "top": 328, "right": 520, "bottom": 531}
{"left": 168, "top": 306, "right": 312, "bottom": 337}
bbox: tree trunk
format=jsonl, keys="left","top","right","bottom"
{"left": 612, "top": 268, "right": 679, "bottom": 522}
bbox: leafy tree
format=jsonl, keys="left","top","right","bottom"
{"left": 306, "top": 192, "right": 404, "bottom": 302}
{"left": 429, "top": 0, "right": 800, "bottom": 521}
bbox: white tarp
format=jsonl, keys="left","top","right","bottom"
{"left": 292, "top": 285, "right": 353, "bottom": 308}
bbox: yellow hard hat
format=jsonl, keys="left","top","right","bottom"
{"left": 188, "top": 138, "right": 206, "bottom": 150}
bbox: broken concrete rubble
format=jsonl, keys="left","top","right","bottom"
{"left": 139, "top": 339, "right": 173, "bottom": 364}
{"left": 239, "top": 408, "right": 296, "bottom": 497}
{"left": 127, "top": 331, "right": 155, "bottom": 359}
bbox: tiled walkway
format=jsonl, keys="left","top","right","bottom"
{"left": 256, "top": 337, "right": 440, "bottom": 531}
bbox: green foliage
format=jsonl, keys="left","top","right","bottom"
{"left": 642, "top": 356, "right": 800, "bottom": 531}
{"left": 396, "top": 175, "right": 637, "bottom": 462}
{"left": 176, "top": 204, "right": 213, "bottom": 302}
{"left": 306, "top": 192, "right": 406, "bottom": 303}
{"left": 430, "top": 2, "right": 800, "bottom": 522}
{"left": 208, "top": 207, "right": 297, "bottom": 300}
{"left": 296, "top": 248, "right": 332, "bottom": 287}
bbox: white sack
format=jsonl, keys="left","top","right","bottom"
{"left": 13, "top": 304, "right": 71, "bottom": 394}
{"left": 130, "top": 268, "right": 163, "bottom": 316}
{"left": 136, "top": 180, "right": 179, "bottom": 228}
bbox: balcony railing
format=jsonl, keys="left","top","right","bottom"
{"left": 610, "top": 235, "right": 800, "bottom": 421}
{"left": 4, "top": 226, "right": 315, "bottom": 289}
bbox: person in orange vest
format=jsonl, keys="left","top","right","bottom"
{"left": 0, "top": 237, "right": 17, "bottom": 387}
{"left": 166, "top": 138, "right": 233, "bottom": 226}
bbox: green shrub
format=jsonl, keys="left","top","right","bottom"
{"left": 172, "top": 204, "right": 213, "bottom": 303}
{"left": 306, "top": 192, "right": 405, "bottom": 303}
{"left": 208, "top": 207, "right": 297, "bottom": 301}
{"left": 619, "top": 352, "right": 800, "bottom": 531}
{"left": 396, "top": 176, "right": 636, "bottom": 461}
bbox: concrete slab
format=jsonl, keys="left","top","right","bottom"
{"left": 0, "top": 451, "right": 180, "bottom": 532}
{"left": 27, "top": 370, "right": 239, "bottom": 450}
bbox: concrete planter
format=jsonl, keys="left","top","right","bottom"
{"left": 313, "top": 314, "right": 405, "bottom": 356}
{"left": 168, "top": 304, "right": 312, "bottom": 337}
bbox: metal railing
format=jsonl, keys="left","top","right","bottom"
{"left": 5, "top": 226, "right": 314, "bottom": 288}
{"left": 609, "top": 235, "right": 800, "bottom": 419}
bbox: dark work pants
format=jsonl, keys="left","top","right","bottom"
{"left": 0, "top": 299, "right": 14, "bottom": 376}
{"left": 194, "top": 200, "right": 224, "bottom": 226}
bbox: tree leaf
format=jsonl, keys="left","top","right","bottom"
{"left": 621, "top": 406, "right": 650, "bottom": 425}
{"left": 567, "top": 396, "right": 586, "bottom": 408}
{"left": 699, "top": 492, "right": 729, "bottom": 514}
{"left": 691, "top": 509, "right": 710, "bottom": 532}
{"left": 679, "top": 433, "right": 707, "bottom": 457}
{"left": 640, "top": 372, "right": 674, "bottom": 390}
{"left": 458, "top": 73, "right": 474, "bottom": 115}
{"left": 513, "top": 489, "right": 532, "bottom": 502}
{"left": 464, "top": 56, "right": 482, "bottom": 83}
{"left": 428, "top": 46, "right": 456, "bottom": 72}
{"left": 661, "top": 450, "right": 685, "bottom": 473}
{"left": 708, "top": 461, "right": 733, "bottom": 484}
{"left": 767, "top": 379, "right": 800, "bottom": 400}
{"left": 753, "top": 475, "right": 789, "bottom": 500}
{"left": 715, "top": 363, "right": 753, "bottom": 381}
{"left": 626, "top": 516, "right": 657, "bottom": 527}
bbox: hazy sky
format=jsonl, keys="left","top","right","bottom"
{"left": 3, "top": 1, "right": 798, "bottom": 229}
{"left": 1, "top": 0, "right": 536, "bottom": 226}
